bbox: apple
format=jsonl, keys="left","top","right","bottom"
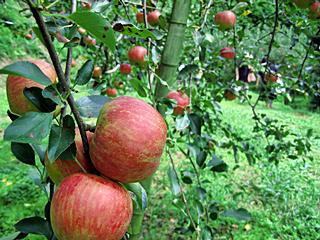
{"left": 266, "top": 73, "right": 278, "bottom": 82}
{"left": 136, "top": 12, "right": 144, "bottom": 23}
{"left": 83, "top": 35, "right": 96, "bottom": 46}
{"left": 128, "top": 46, "right": 148, "bottom": 66}
{"left": 147, "top": 10, "right": 161, "bottom": 26}
{"left": 24, "top": 33, "right": 32, "bottom": 40}
{"left": 71, "top": 59, "right": 76, "bottom": 67}
{"left": 292, "top": 0, "right": 312, "bottom": 8}
{"left": 310, "top": 2, "right": 320, "bottom": 19}
{"left": 51, "top": 173, "right": 133, "bottom": 240}
{"left": 220, "top": 47, "right": 235, "bottom": 59}
{"left": 90, "top": 96, "right": 167, "bottom": 183}
{"left": 44, "top": 129, "right": 94, "bottom": 184}
{"left": 93, "top": 66, "right": 102, "bottom": 78}
{"left": 214, "top": 10, "right": 237, "bottom": 30}
{"left": 120, "top": 63, "right": 132, "bottom": 75}
{"left": 224, "top": 89, "right": 237, "bottom": 101}
{"left": 166, "top": 91, "right": 190, "bottom": 116}
{"left": 81, "top": 2, "right": 92, "bottom": 10}
{"left": 78, "top": 27, "right": 86, "bottom": 35}
{"left": 6, "top": 60, "right": 57, "bottom": 115}
{"left": 106, "top": 88, "right": 117, "bottom": 97}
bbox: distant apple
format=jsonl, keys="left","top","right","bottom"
{"left": 310, "top": 2, "right": 320, "bottom": 19}
{"left": 147, "top": 10, "right": 161, "bottom": 26}
{"left": 220, "top": 47, "right": 235, "bottom": 59}
{"left": 128, "top": 46, "right": 148, "bottom": 66}
{"left": 24, "top": 33, "right": 32, "bottom": 40}
{"left": 214, "top": 10, "right": 236, "bottom": 30}
{"left": 136, "top": 12, "right": 144, "bottom": 23}
{"left": 120, "top": 63, "right": 132, "bottom": 75}
{"left": 106, "top": 88, "right": 117, "bottom": 97}
{"left": 266, "top": 73, "right": 278, "bottom": 83}
{"left": 93, "top": 66, "right": 102, "bottom": 78}
{"left": 166, "top": 91, "right": 190, "bottom": 116}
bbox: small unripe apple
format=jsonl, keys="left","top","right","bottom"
{"left": 128, "top": 46, "right": 148, "bottom": 66}
{"left": 147, "top": 10, "right": 161, "bottom": 26}
{"left": 93, "top": 66, "right": 102, "bottom": 78}
{"left": 136, "top": 12, "right": 144, "bottom": 23}
{"left": 24, "top": 33, "right": 32, "bottom": 40}
{"left": 310, "top": 2, "right": 320, "bottom": 19}
{"left": 78, "top": 27, "right": 86, "bottom": 35}
{"left": 6, "top": 60, "right": 57, "bottom": 115}
{"left": 214, "top": 10, "right": 237, "bottom": 30}
{"left": 120, "top": 63, "right": 132, "bottom": 75}
{"left": 106, "top": 88, "right": 117, "bottom": 97}
{"left": 51, "top": 173, "right": 133, "bottom": 240}
{"left": 220, "top": 47, "right": 235, "bottom": 59}
{"left": 90, "top": 96, "right": 167, "bottom": 183}
{"left": 266, "top": 73, "right": 278, "bottom": 82}
{"left": 292, "top": 0, "right": 312, "bottom": 8}
{"left": 83, "top": 35, "right": 96, "bottom": 46}
{"left": 224, "top": 89, "right": 237, "bottom": 101}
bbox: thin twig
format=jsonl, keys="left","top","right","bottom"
{"left": 199, "top": 0, "right": 213, "bottom": 30}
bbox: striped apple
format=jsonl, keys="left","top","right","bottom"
{"left": 220, "top": 47, "right": 235, "bottom": 59}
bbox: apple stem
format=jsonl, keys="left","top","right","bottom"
{"left": 26, "top": 0, "right": 91, "bottom": 163}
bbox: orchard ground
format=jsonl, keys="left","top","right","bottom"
{"left": 1, "top": 69, "right": 319, "bottom": 239}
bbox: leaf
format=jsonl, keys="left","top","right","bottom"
{"left": 179, "top": 64, "right": 198, "bottom": 76}
{"left": 32, "top": 27, "right": 45, "bottom": 46}
{"left": 14, "top": 216, "right": 52, "bottom": 239}
{"left": 113, "top": 21, "right": 159, "bottom": 40}
{"left": 208, "top": 154, "right": 228, "bottom": 173}
{"left": 47, "top": 124, "right": 75, "bottom": 162}
{"left": 11, "top": 142, "right": 35, "bottom": 166}
{"left": 167, "top": 166, "right": 181, "bottom": 196}
{"left": 76, "top": 95, "right": 110, "bottom": 118}
{"left": 32, "top": 144, "right": 46, "bottom": 163}
{"left": 4, "top": 112, "right": 53, "bottom": 144}
{"left": 42, "top": 85, "right": 62, "bottom": 105}
{"left": 69, "top": 12, "right": 115, "bottom": 51}
{"left": 222, "top": 208, "right": 252, "bottom": 221}
{"left": 189, "top": 113, "right": 202, "bottom": 135}
{"left": 181, "top": 170, "right": 195, "bottom": 184}
{"left": 7, "top": 110, "right": 19, "bottom": 121}
{"left": 24, "top": 87, "right": 57, "bottom": 113}
{"left": 130, "top": 78, "right": 147, "bottom": 98}
{"left": 0, "top": 61, "right": 52, "bottom": 86}
{"left": 196, "top": 150, "right": 207, "bottom": 168}
{"left": 75, "top": 60, "right": 94, "bottom": 86}
{"left": 0, "top": 232, "right": 25, "bottom": 240}
{"left": 176, "top": 114, "right": 190, "bottom": 131}
{"left": 124, "top": 183, "right": 148, "bottom": 212}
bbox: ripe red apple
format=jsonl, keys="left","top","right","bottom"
{"left": 51, "top": 173, "right": 133, "bottom": 240}
{"left": 136, "top": 12, "right": 144, "bottom": 23}
{"left": 44, "top": 129, "right": 94, "bottom": 184}
{"left": 293, "top": 0, "right": 312, "bottom": 8}
{"left": 214, "top": 10, "right": 237, "bottom": 30}
{"left": 120, "top": 63, "right": 132, "bottom": 75}
{"left": 6, "top": 60, "right": 57, "bottom": 115}
{"left": 93, "top": 66, "right": 102, "bottom": 78}
{"left": 167, "top": 91, "right": 190, "bottom": 116}
{"left": 220, "top": 47, "right": 235, "bottom": 59}
{"left": 266, "top": 73, "right": 278, "bottom": 82}
{"left": 106, "top": 88, "right": 117, "bottom": 97}
{"left": 224, "top": 89, "right": 237, "bottom": 101}
{"left": 128, "top": 46, "right": 148, "bottom": 66}
{"left": 90, "top": 96, "right": 167, "bottom": 183}
{"left": 147, "top": 10, "right": 161, "bottom": 26}
{"left": 83, "top": 35, "right": 96, "bottom": 46}
{"left": 310, "top": 2, "right": 320, "bottom": 19}
{"left": 24, "top": 33, "right": 32, "bottom": 40}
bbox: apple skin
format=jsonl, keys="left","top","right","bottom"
{"left": 51, "top": 173, "right": 133, "bottom": 240}
{"left": 147, "top": 10, "right": 161, "bottom": 26}
{"left": 220, "top": 47, "right": 235, "bottom": 59}
{"left": 310, "top": 2, "right": 320, "bottom": 19}
{"left": 167, "top": 91, "right": 190, "bottom": 116}
{"left": 25, "top": 33, "right": 32, "bottom": 40}
{"left": 136, "top": 12, "right": 144, "bottom": 23}
{"left": 90, "top": 96, "right": 167, "bottom": 183}
{"left": 93, "top": 66, "right": 102, "bottom": 78}
{"left": 120, "top": 63, "right": 132, "bottom": 75}
{"left": 44, "top": 129, "right": 94, "bottom": 184}
{"left": 106, "top": 88, "right": 117, "bottom": 97}
{"left": 6, "top": 60, "right": 57, "bottom": 116}
{"left": 128, "top": 46, "right": 148, "bottom": 66}
{"left": 214, "top": 10, "right": 237, "bottom": 30}
{"left": 266, "top": 73, "right": 278, "bottom": 83}
{"left": 293, "top": 0, "right": 312, "bottom": 8}
{"left": 224, "top": 89, "right": 237, "bottom": 101}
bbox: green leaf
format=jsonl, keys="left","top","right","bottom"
{"left": 113, "top": 21, "right": 159, "bottom": 40}
{"left": 222, "top": 208, "right": 252, "bottom": 221}
{"left": 208, "top": 154, "right": 228, "bottom": 172}
{"left": 124, "top": 183, "right": 148, "bottom": 212}
{"left": 4, "top": 112, "right": 53, "bottom": 144}
{"left": 0, "top": 61, "right": 52, "bottom": 86}
{"left": 167, "top": 166, "right": 181, "bottom": 196}
{"left": 32, "top": 27, "right": 45, "bottom": 46}
{"left": 14, "top": 216, "right": 52, "bottom": 239}
{"left": 47, "top": 123, "right": 75, "bottom": 162}
{"left": 0, "top": 232, "right": 24, "bottom": 240}
{"left": 11, "top": 142, "right": 35, "bottom": 166}
{"left": 69, "top": 11, "right": 115, "bottom": 51}
{"left": 176, "top": 114, "right": 190, "bottom": 131}
{"left": 181, "top": 170, "right": 195, "bottom": 184}
{"left": 75, "top": 60, "right": 94, "bottom": 85}
{"left": 42, "top": 85, "right": 62, "bottom": 105}
{"left": 76, "top": 95, "right": 110, "bottom": 118}
{"left": 130, "top": 78, "right": 147, "bottom": 98}
{"left": 24, "top": 87, "right": 57, "bottom": 113}
{"left": 189, "top": 113, "right": 202, "bottom": 135}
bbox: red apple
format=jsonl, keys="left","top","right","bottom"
{"left": 106, "top": 88, "right": 117, "bottom": 97}
{"left": 167, "top": 91, "right": 190, "bottom": 115}
{"left": 310, "top": 2, "right": 320, "bottom": 19}
{"left": 136, "top": 12, "right": 144, "bottom": 23}
{"left": 90, "top": 96, "right": 167, "bottom": 183}
{"left": 147, "top": 10, "right": 161, "bottom": 26}
{"left": 93, "top": 66, "right": 102, "bottom": 78}
{"left": 44, "top": 129, "right": 94, "bottom": 184}
{"left": 224, "top": 89, "right": 237, "bottom": 101}
{"left": 128, "top": 46, "right": 148, "bottom": 66}
{"left": 266, "top": 73, "right": 278, "bottom": 82}
{"left": 24, "top": 33, "right": 32, "bottom": 40}
{"left": 6, "top": 60, "right": 57, "bottom": 115}
{"left": 293, "top": 0, "right": 312, "bottom": 8}
{"left": 51, "top": 173, "right": 133, "bottom": 240}
{"left": 214, "top": 10, "right": 237, "bottom": 30}
{"left": 220, "top": 47, "right": 235, "bottom": 59}
{"left": 120, "top": 63, "right": 132, "bottom": 75}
